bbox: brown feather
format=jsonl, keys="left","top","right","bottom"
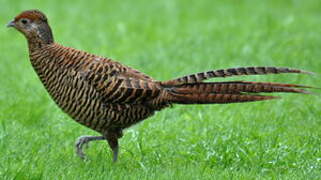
{"left": 162, "top": 67, "right": 313, "bottom": 86}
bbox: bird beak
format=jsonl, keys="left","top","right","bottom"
{"left": 6, "top": 20, "right": 15, "bottom": 28}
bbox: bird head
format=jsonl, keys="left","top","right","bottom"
{"left": 7, "top": 10, "right": 54, "bottom": 44}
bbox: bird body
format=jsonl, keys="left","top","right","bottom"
{"left": 8, "top": 10, "right": 314, "bottom": 162}
{"left": 29, "top": 43, "right": 160, "bottom": 132}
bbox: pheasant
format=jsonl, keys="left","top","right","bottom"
{"left": 7, "top": 10, "right": 314, "bottom": 162}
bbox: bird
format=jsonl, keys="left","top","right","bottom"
{"left": 7, "top": 9, "right": 314, "bottom": 162}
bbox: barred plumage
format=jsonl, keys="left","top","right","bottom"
{"left": 162, "top": 66, "right": 312, "bottom": 86}
{"left": 8, "top": 9, "right": 315, "bottom": 162}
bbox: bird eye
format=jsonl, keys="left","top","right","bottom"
{"left": 20, "top": 19, "right": 29, "bottom": 24}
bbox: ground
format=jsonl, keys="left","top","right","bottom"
{"left": 0, "top": 0, "right": 320, "bottom": 179}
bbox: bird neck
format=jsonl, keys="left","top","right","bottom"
{"left": 27, "top": 24, "right": 54, "bottom": 51}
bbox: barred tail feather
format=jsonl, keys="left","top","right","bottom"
{"left": 169, "top": 93, "right": 279, "bottom": 104}
{"left": 162, "top": 67, "right": 312, "bottom": 86}
{"left": 169, "top": 81, "right": 312, "bottom": 95}
{"left": 165, "top": 80, "right": 313, "bottom": 104}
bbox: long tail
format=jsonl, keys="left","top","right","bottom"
{"left": 162, "top": 66, "right": 312, "bottom": 86}
{"left": 161, "top": 67, "right": 315, "bottom": 104}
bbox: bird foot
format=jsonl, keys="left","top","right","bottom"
{"left": 75, "top": 135, "right": 104, "bottom": 159}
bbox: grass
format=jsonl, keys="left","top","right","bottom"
{"left": 0, "top": 0, "right": 321, "bottom": 179}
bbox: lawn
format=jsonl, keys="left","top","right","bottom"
{"left": 0, "top": 0, "right": 320, "bottom": 179}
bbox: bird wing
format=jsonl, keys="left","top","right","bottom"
{"left": 120, "top": 67, "right": 155, "bottom": 82}
{"left": 96, "top": 76, "right": 162, "bottom": 104}
{"left": 79, "top": 58, "right": 163, "bottom": 105}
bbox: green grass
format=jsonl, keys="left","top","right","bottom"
{"left": 1, "top": 0, "right": 321, "bottom": 179}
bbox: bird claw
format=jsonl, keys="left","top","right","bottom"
{"left": 75, "top": 136, "right": 91, "bottom": 159}
{"left": 74, "top": 135, "right": 105, "bottom": 160}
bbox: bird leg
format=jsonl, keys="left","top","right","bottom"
{"left": 75, "top": 135, "right": 105, "bottom": 159}
{"left": 105, "top": 130, "right": 123, "bottom": 162}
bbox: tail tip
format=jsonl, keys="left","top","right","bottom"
{"left": 297, "top": 69, "right": 315, "bottom": 75}
{"left": 271, "top": 96, "right": 281, "bottom": 100}
{"left": 285, "top": 68, "right": 314, "bottom": 75}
